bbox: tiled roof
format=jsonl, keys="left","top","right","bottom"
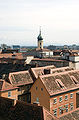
{"left": 40, "top": 69, "right": 79, "bottom": 96}
{"left": 31, "top": 65, "right": 56, "bottom": 79}
{"left": 43, "top": 107, "right": 58, "bottom": 120}
{"left": 60, "top": 108, "right": 79, "bottom": 120}
{"left": 0, "top": 97, "right": 57, "bottom": 120}
{"left": 32, "top": 58, "right": 66, "bottom": 62}
{"left": 9, "top": 71, "right": 33, "bottom": 86}
{"left": 0, "top": 79, "right": 17, "bottom": 91}
{"left": 0, "top": 53, "right": 23, "bottom": 59}
{"left": 51, "top": 67, "right": 73, "bottom": 74}
{"left": 31, "top": 66, "right": 73, "bottom": 80}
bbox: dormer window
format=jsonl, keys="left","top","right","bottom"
{"left": 70, "top": 76, "right": 78, "bottom": 85}
{"left": 56, "top": 79, "right": 65, "bottom": 89}
{"left": 57, "top": 81, "right": 64, "bottom": 89}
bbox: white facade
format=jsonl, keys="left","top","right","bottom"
{"left": 25, "top": 56, "right": 34, "bottom": 64}
{"left": 69, "top": 56, "right": 79, "bottom": 62}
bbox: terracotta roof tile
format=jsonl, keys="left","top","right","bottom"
{"left": 40, "top": 70, "right": 79, "bottom": 96}
{"left": 60, "top": 108, "right": 79, "bottom": 120}
{"left": 9, "top": 71, "right": 33, "bottom": 87}
{"left": 0, "top": 97, "right": 58, "bottom": 120}
{"left": 0, "top": 79, "right": 17, "bottom": 91}
{"left": 0, "top": 53, "right": 23, "bottom": 59}
{"left": 31, "top": 65, "right": 55, "bottom": 79}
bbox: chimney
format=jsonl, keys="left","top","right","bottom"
{"left": 44, "top": 69, "right": 51, "bottom": 74}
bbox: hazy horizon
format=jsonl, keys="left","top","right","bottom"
{"left": 0, "top": 0, "right": 79, "bottom": 46}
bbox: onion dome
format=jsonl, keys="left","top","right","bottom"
{"left": 37, "top": 29, "right": 43, "bottom": 41}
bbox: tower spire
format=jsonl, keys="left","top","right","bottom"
{"left": 39, "top": 26, "right": 41, "bottom": 35}
{"left": 37, "top": 27, "right": 43, "bottom": 49}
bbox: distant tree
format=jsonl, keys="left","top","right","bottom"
{"left": 1, "top": 44, "right": 7, "bottom": 49}
{"left": 47, "top": 45, "right": 56, "bottom": 50}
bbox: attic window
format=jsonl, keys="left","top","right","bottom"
{"left": 56, "top": 79, "right": 65, "bottom": 89}
{"left": 57, "top": 81, "right": 64, "bottom": 89}
{"left": 70, "top": 76, "right": 78, "bottom": 84}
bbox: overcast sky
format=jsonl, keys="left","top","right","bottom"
{"left": 0, "top": 0, "right": 79, "bottom": 46}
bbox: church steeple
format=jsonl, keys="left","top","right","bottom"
{"left": 37, "top": 27, "right": 43, "bottom": 49}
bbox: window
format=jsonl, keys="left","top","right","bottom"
{"left": 36, "top": 97, "right": 39, "bottom": 102}
{"left": 70, "top": 93, "right": 73, "bottom": 98}
{"left": 36, "top": 87, "right": 38, "bottom": 90}
{"left": 65, "top": 95, "right": 68, "bottom": 100}
{"left": 53, "top": 98, "right": 57, "bottom": 104}
{"left": 70, "top": 103, "right": 74, "bottom": 111}
{"left": 65, "top": 104, "right": 68, "bottom": 112}
{"left": 41, "top": 88, "right": 43, "bottom": 91}
{"left": 59, "top": 107, "right": 63, "bottom": 115}
{"left": 71, "top": 76, "right": 78, "bottom": 84}
{"left": 53, "top": 109, "right": 57, "bottom": 117}
{"left": 8, "top": 91, "right": 11, "bottom": 97}
{"left": 59, "top": 96, "right": 62, "bottom": 102}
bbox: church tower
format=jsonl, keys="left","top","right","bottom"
{"left": 37, "top": 27, "right": 43, "bottom": 49}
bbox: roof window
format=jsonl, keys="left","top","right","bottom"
{"left": 56, "top": 79, "right": 65, "bottom": 89}
{"left": 70, "top": 76, "right": 78, "bottom": 84}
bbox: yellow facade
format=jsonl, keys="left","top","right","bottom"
{"left": 30, "top": 77, "right": 79, "bottom": 117}
{"left": 30, "top": 78, "right": 50, "bottom": 110}
{"left": 38, "top": 40, "right": 43, "bottom": 49}
{"left": 0, "top": 89, "right": 18, "bottom": 100}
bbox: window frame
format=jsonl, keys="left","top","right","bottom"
{"left": 59, "top": 96, "right": 63, "bottom": 102}
{"left": 59, "top": 106, "right": 63, "bottom": 115}
{"left": 70, "top": 102, "right": 74, "bottom": 111}
{"left": 65, "top": 104, "right": 68, "bottom": 112}
{"left": 65, "top": 94, "right": 68, "bottom": 100}
{"left": 70, "top": 93, "right": 73, "bottom": 99}
{"left": 53, "top": 98, "right": 57, "bottom": 104}
{"left": 8, "top": 91, "right": 11, "bottom": 97}
{"left": 53, "top": 109, "right": 57, "bottom": 117}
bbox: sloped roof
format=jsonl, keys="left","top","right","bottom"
{"left": 43, "top": 107, "right": 59, "bottom": 120}
{"left": 0, "top": 79, "right": 17, "bottom": 91}
{"left": 40, "top": 69, "right": 79, "bottom": 96}
{"left": 0, "top": 53, "right": 23, "bottom": 59}
{"left": 0, "top": 97, "right": 58, "bottom": 120}
{"left": 31, "top": 65, "right": 56, "bottom": 79}
{"left": 60, "top": 108, "right": 79, "bottom": 120}
{"left": 31, "top": 66, "right": 73, "bottom": 80}
{"left": 9, "top": 71, "right": 33, "bottom": 87}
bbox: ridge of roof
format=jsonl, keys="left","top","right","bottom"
{"left": 40, "top": 69, "right": 79, "bottom": 78}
